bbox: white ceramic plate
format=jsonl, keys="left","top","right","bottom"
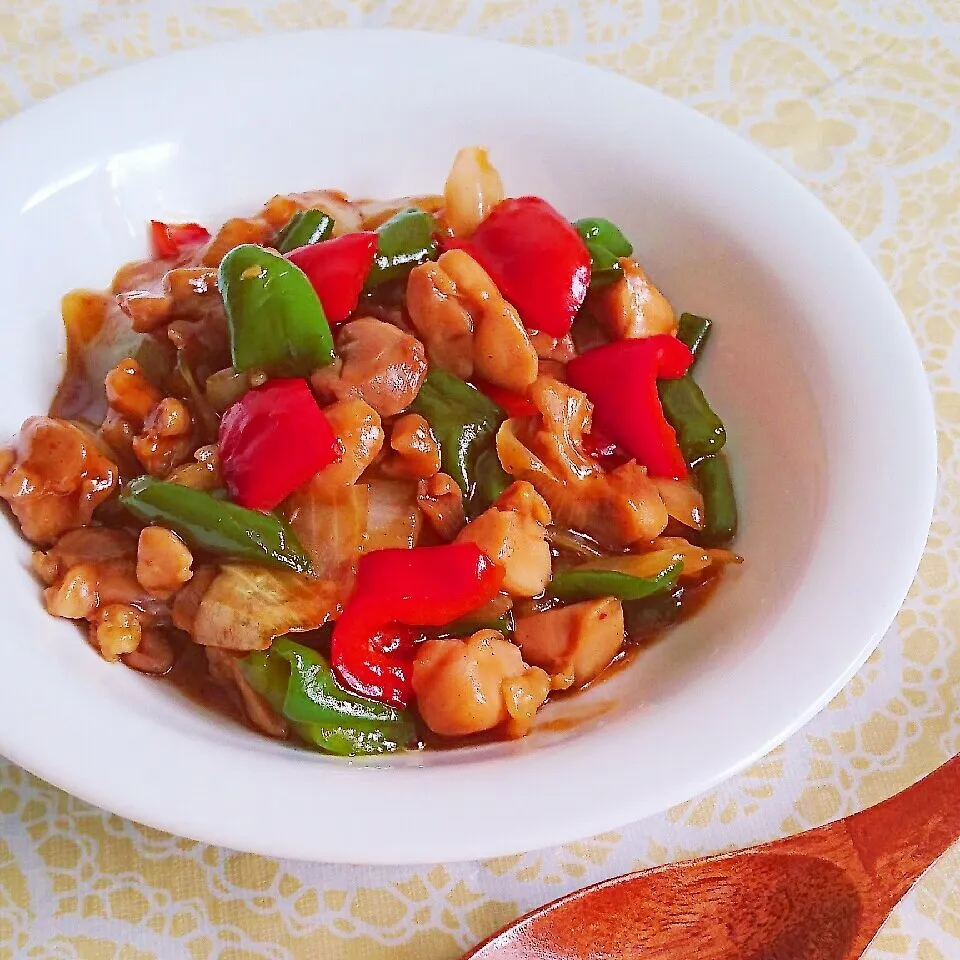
{"left": 0, "top": 30, "right": 936, "bottom": 864}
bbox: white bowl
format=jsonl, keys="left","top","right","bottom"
{"left": 0, "top": 30, "right": 935, "bottom": 864}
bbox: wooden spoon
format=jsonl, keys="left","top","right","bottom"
{"left": 465, "top": 753, "right": 960, "bottom": 959}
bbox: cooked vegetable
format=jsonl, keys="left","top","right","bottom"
{"left": 286, "top": 232, "right": 378, "bottom": 323}
{"left": 550, "top": 556, "right": 682, "bottom": 602}
{"left": 658, "top": 375, "right": 726, "bottom": 464}
{"left": 219, "top": 244, "right": 336, "bottom": 376}
{"left": 410, "top": 368, "right": 505, "bottom": 495}
{"left": 331, "top": 543, "right": 504, "bottom": 706}
{"left": 192, "top": 563, "right": 336, "bottom": 651}
{"left": 241, "top": 638, "right": 416, "bottom": 755}
{"left": 567, "top": 335, "right": 693, "bottom": 479}
{"left": 694, "top": 454, "right": 738, "bottom": 546}
{"left": 121, "top": 476, "right": 312, "bottom": 574}
{"left": 275, "top": 209, "right": 333, "bottom": 254}
{"left": 677, "top": 312, "right": 712, "bottom": 359}
{"left": 575, "top": 217, "right": 633, "bottom": 289}
{"left": 456, "top": 197, "right": 591, "bottom": 337}
{"left": 3, "top": 145, "right": 743, "bottom": 754}
{"left": 364, "top": 207, "right": 438, "bottom": 288}
{"left": 150, "top": 220, "right": 210, "bottom": 260}
{"left": 218, "top": 379, "right": 341, "bottom": 511}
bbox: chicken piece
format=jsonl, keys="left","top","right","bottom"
{"left": 405, "top": 263, "right": 474, "bottom": 379}
{"left": 416, "top": 473, "right": 466, "bottom": 541}
{"left": 92, "top": 603, "right": 143, "bottom": 661}
{"left": 311, "top": 317, "right": 428, "bottom": 418}
{"left": 166, "top": 444, "right": 222, "bottom": 492}
{"left": 494, "top": 480, "right": 552, "bottom": 526}
{"left": 206, "top": 648, "right": 288, "bottom": 738}
{"left": 99, "top": 409, "right": 139, "bottom": 475}
{"left": 529, "top": 332, "right": 577, "bottom": 363}
{"left": 407, "top": 250, "right": 538, "bottom": 392}
{"left": 456, "top": 494, "right": 551, "bottom": 597}
{"left": 0, "top": 418, "right": 118, "bottom": 546}
{"left": 495, "top": 378, "right": 669, "bottom": 549}
{"left": 116, "top": 290, "right": 173, "bottom": 333}
{"left": 515, "top": 597, "right": 625, "bottom": 690}
{"left": 132, "top": 397, "right": 195, "bottom": 478}
{"left": 412, "top": 630, "right": 549, "bottom": 737}
{"left": 200, "top": 216, "right": 273, "bottom": 267}
{"left": 162, "top": 266, "right": 219, "bottom": 301}
{"left": 309, "top": 398, "right": 383, "bottom": 496}
{"left": 443, "top": 146, "right": 505, "bottom": 238}
{"left": 121, "top": 628, "right": 176, "bottom": 675}
{"left": 591, "top": 258, "right": 677, "bottom": 340}
{"left": 137, "top": 527, "right": 193, "bottom": 599}
{"left": 383, "top": 414, "right": 441, "bottom": 480}
{"left": 41, "top": 527, "right": 137, "bottom": 577}
{"left": 44, "top": 564, "right": 98, "bottom": 619}
{"left": 104, "top": 358, "right": 162, "bottom": 424}
{"left": 191, "top": 564, "right": 338, "bottom": 651}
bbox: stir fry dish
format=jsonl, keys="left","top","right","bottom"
{"left": 0, "top": 148, "right": 741, "bottom": 754}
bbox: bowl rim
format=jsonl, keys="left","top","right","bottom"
{"left": 0, "top": 28, "right": 937, "bottom": 864}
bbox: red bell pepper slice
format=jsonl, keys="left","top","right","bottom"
{"left": 453, "top": 197, "right": 591, "bottom": 337}
{"left": 473, "top": 379, "right": 538, "bottom": 419}
{"left": 331, "top": 543, "right": 505, "bottom": 707}
{"left": 567, "top": 335, "right": 693, "bottom": 479}
{"left": 219, "top": 378, "right": 341, "bottom": 511}
{"left": 149, "top": 220, "right": 211, "bottom": 260}
{"left": 285, "top": 232, "right": 378, "bottom": 324}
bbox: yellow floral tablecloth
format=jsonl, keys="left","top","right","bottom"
{"left": 1, "top": 1, "right": 959, "bottom": 957}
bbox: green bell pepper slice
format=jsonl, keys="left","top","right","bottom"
{"left": 365, "top": 207, "right": 438, "bottom": 289}
{"left": 694, "top": 454, "right": 738, "bottom": 546}
{"left": 275, "top": 209, "right": 334, "bottom": 254}
{"left": 121, "top": 476, "right": 313, "bottom": 574}
{"left": 576, "top": 217, "right": 633, "bottom": 290}
{"left": 219, "top": 244, "right": 336, "bottom": 377}
{"left": 659, "top": 376, "right": 726, "bottom": 463}
{"left": 677, "top": 312, "right": 713, "bottom": 361}
{"left": 574, "top": 217, "right": 633, "bottom": 258}
{"left": 550, "top": 557, "right": 682, "bottom": 602}
{"left": 468, "top": 445, "right": 513, "bottom": 517}
{"left": 241, "top": 639, "right": 416, "bottom": 756}
{"left": 410, "top": 368, "right": 506, "bottom": 496}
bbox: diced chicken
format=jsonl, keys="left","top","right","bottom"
{"left": 167, "top": 444, "right": 221, "bottom": 492}
{"left": 384, "top": 413, "right": 441, "bottom": 480}
{"left": 206, "top": 648, "right": 288, "bottom": 738}
{"left": 494, "top": 480, "right": 552, "bottom": 526}
{"left": 191, "top": 564, "right": 338, "bottom": 651}
{"left": 121, "top": 628, "right": 176, "bottom": 675}
{"left": 92, "top": 603, "right": 143, "bottom": 661}
{"left": 406, "top": 250, "right": 538, "bottom": 391}
{"left": 417, "top": 473, "right": 466, "bottom": 541}
{"left": 136, "top": 527, "right": 193, "bottom": 598}
{"left": 309, "top": 398, "right": 383, "bottom": 495}
{"left": 529, "top": 332, "right": 577, "bottom": 363}
{"left": 117, "top": 290, "right": 173, "bottom": 333}
{"left": 44, "top": 564, "right": 98, "bottom": 619}
{"left": 515, "top": 597, "right": 625, "bottom": 690}
{"left": 104, "top": 358, "right": 162, "bottom": 423}
{"left": 0, "top": 417, "right": 118, "bottom": 546}
{"left": 162, "top": 266, "right": 219, "bottom": 301}
{"left": 591, "top": 258, "right": 677, "bottom": 340}
{"left": 405, "top": 263, "right": 474, "bottom": 379}
{"left": 200, "top": 217, "right": 273, "bottom": 267}
{"left": 443, "top": 146, "right": 504, "bottom": 238}
{"left": 412, "top": 630, "right": 549, "bottom": 737}
{"left": 495, "top": 378, "right": 669, "bottom": 549}
{"left": 99, "top": 409, "right": 139, "bottom": 474}
{"left": 311, "top": 317, "right": 428, "bottom": 418}
{"left": 456, "top": 490, "right": 552, "bottom": 598}
{"left": 132, "top": 397, "right": 195, "bottom": 478}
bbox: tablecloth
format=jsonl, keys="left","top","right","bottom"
{"left": 1, "top": 1, "right": 958, "bottom": 957}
